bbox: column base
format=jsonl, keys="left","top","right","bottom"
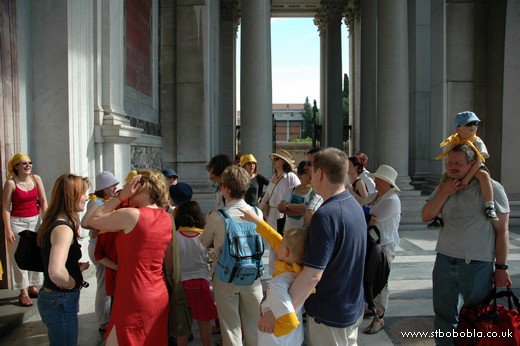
{"left": 395, "top": 175, "right": 413, "bottom": 191}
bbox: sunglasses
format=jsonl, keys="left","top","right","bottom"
{"left": 19, "top": 161, "right": 33, "bottom": 166}
{"left": 464, "top": 121, "right": 480, "bottom": 127}
{"left": 273, "top": 157, "right": 281, "bottom": 161}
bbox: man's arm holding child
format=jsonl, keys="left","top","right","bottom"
{"left": 259, "top": 266, "right": 323, "bottom": 334}
{"left": 422, "top": 178, "right": 462, "bottom": 223}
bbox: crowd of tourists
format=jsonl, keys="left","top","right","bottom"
{"left": 0, "top": 110, "right": 512, "bottom": 346}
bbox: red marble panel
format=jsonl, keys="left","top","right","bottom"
{"left": 126, "top": 0, "right": 151, "bottom": 95}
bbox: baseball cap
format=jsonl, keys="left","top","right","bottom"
{"left": 455, "top": 111, "right": 481, "bottom": 127}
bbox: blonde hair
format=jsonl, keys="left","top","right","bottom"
{"left": 7, "top": 153, "right": 31, "bottom": 179}
{"left": 37, "top": 174, "right": 90, "bottom": 247}
{"left": 283, "top": 227, "right": 307, "bottom": 264}
{"left": 221, "top": 165, "right": 250, "bottom": 198}
{"left": 135, "top": 169, "right": 170, "bottom": 208}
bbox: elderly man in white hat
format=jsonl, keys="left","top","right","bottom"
{"left": 362, "top": 164, "right": 402, "bottom": 335}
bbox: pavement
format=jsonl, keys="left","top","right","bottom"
{"left": 1, "top": 224, "right": 520, "bottom": 345}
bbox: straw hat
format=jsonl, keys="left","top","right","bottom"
{"left": 369, "top": 165, "right": 400, "bottom": 192}
{"left": 269, "top": 149, "right": 295, "bottom": 169}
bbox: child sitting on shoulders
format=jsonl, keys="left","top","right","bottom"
{"left": 175, "top": 201, "right": 218, "bottom": 346}
{"left": 239, "top": 207, "right": 307, "bottom": 346}
{"left": 433, "top": 111, "right": 497, "bottom": 226}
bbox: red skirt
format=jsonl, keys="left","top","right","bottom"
{"left": 182, "top": 278, "right": 218, "bottom": 322}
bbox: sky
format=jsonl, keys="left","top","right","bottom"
{"left": 236, "top": 17, "right": 350, "bottom": 109}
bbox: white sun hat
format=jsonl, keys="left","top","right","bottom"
{"left": 95, "top": 171, "right": 119, "bottom": 192}
{"left": 369, "top": 165, "right": 400, "bottom": 192}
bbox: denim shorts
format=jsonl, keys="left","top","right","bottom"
{"left": 37, "top": 288, "right": 80, "bottom": 346}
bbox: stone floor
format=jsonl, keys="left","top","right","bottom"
{"left": 1, "top": 224, "right": 519, "bottom": 345}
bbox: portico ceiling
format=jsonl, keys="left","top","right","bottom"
{"left": 271, "top": 0, "right": 320, "bottom": 17}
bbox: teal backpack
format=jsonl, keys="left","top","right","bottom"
{"left": 215, "top": 208, "right": 264, "bottom": 285}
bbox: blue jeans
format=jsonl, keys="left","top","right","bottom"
{"left": 37, "top": 288, "right": 80, "bottom": 346}
{"left": 432, "top": 253, "right": 493, "bottom": 346}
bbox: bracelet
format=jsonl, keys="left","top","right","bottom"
{"left": 495, "top": 263, "right": 508, "bottom": 270}
{"left": 116, "top": 195, "right": 124, "bottom": 204}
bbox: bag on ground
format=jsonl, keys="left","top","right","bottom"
{"left": 456, "top": 287, "right": 520, "bottom": 346}
{"left": 364, "top": 225, "right": 390, "bottom": 311}
{"left": 216, "top": 209, "right": 264, "bottom": 285}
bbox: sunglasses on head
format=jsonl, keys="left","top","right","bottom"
{"left": 464, "top": 121, "right": 480, "bottom": 127}
{"left": 19, "top": 161, "right": 33, "bottom": 166}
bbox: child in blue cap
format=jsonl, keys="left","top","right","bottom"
{"left": 430, "top": 111, "right": 497, "bottom": 227}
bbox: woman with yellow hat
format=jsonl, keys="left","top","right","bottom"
{"left": 2, "top": 153, "right": 48, "bottom": 307}
{"left": 240, "top": 154, "right": 269, "bottom": 206}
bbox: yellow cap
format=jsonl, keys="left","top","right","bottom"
{"left": 240, "top": 154, "right": 257, "bottom": 172}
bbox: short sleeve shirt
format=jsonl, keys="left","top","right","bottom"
{"left": 303, "top": 190, "right": 367, "bottom": 328}
{"left": 473, "top": 137, "right": 490, "bottom": 159}
{"left": 430, "top": 179, "right": 509, "bottom": 262}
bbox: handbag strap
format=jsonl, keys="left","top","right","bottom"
{"left": 491, "top": 287, "right": 520, "bottom": 311}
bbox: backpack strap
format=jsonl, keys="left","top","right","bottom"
{"left": 216, "top": 209, "right": 231, "bottom": 220}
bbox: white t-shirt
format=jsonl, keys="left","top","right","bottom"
{"left": 359, "top": 170, "right": 376, "bottom": 194}
{"left": 261, "top": 172, "right": 300, "bottom": 227}
{"left": 176, "top": 231, "right": 210, "bottom": 281}
{"left": 259, "top": 272, "right": 304, "bottom": 346}
{"left": 364, "top": 190, "right": 401, "bottom": 256}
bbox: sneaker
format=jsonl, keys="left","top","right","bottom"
{"left": 485, "top": 207, "right": 499, "bottom": 221}
{"left": 427, "top": 217, "right": 444, "bottom": 229}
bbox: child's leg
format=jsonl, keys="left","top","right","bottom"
{"left": 475, "top": 169, "right": 498, "bottom": 220}
{"left": 475, "top": 169, "right": 494, "bottom": 204}
{"left": 197, "top": 320, "right": 212, "bottom": 346}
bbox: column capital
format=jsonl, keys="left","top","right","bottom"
{"left": 221, "top": 1, "right": 240, "bottom": 35}
{"left": 315, "top": 1, "right": 348, "bottom": 35}
{"left": 343, "top": 0, "right": 360, "bottom": 32}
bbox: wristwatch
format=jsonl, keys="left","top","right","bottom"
{"left": 494, "top": 263, "right": 508, "bottom": 270}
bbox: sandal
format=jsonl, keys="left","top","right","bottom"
{"left": 364, "top": 316, "right": 384, "bottom": 334}
{"left": 18, "top": 294, "right": 33, "bottom": 307}
{"left": 28, "top": 286, "right": 39, "bottom": 298}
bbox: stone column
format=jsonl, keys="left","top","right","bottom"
{"left": 344, "top": 1, "right": 360, "bottom": 154}
{"left": 219, "top": 1, "right": 239, "bottom": 158}
{"left": 94, "top": 0, "right": 142, "bottom": 180}
{"left": 408, "top": 0, "right": 431, "bottom": 188}
{"left": 314, "top": 13, "right": 326, "bottom": 141}
{"left": 317, "top": 1, "right": 345, "bottom": 149}
{"left": 32, "top": 0, "right": 97, "bottom": 183}
{"left": 500, "top": 0, "right": 520, "bottom": 198}
{"left": 359, "top": 0, "right": 378, "bottom": 171}
{"left": 240, "top": 0, "right": 272, "bottom": 177}
{"left": 377, "top": 0, "right": 411, "bottom": 189}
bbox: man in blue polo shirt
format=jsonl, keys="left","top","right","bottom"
{"left": 258, "top": 147, "right": 367, "bottom": 345}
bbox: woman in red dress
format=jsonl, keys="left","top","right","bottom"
{"left": 90, "top": 169, "right": 173, "bottom": 345}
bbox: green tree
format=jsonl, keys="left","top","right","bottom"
{"left": 312, "top": 99, "right": 319, "bottom": 125}
{"left": 301, "top": 96, "right": 313, "bottom": 138}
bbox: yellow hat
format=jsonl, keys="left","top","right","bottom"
{"left": 125, "top": 170, "right": 138, "bottom": 183}
{"left": 240, "top": 154, "right": 257, "bottom": 174}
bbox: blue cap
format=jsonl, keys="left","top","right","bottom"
{"left": 169, "top": 182, "right": 193, "bottom": 206}
{"left": 162, "top": 168, "right": 178, "bottom": 178}
{"left": 455, "top": 111, "right": 480, "bottom": 127}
